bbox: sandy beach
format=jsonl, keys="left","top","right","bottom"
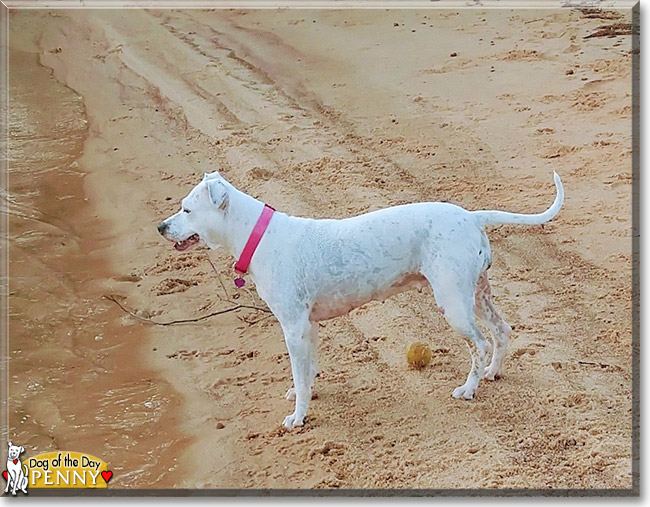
{"left": 8, "top": 6, "right": 635, "bottom": 490}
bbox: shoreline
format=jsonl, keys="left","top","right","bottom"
{"left": 9, "top": 30, "right": 191, "bottom": 488}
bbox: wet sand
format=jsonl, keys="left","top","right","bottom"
{"left": 8, "top": 7, "right": 634, "bottom": 490}
{"left": 8, "top": 40, "right": 187, "bottom": 488}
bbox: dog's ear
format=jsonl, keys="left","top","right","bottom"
{"left": 206, "top": 179, "right": 229, "bottom": 211}
{"left": 203, "top": 171, "right": 221, "bottom": 181}
{"left": 19, "top": 447, "right": 24, "bottom": 454}
{"left": 7, "top": 441, "right": 11, "bottom": 448}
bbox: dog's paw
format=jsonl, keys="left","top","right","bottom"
{"left": 282, "top": 412, "right": 305, "bottom": 429}
{"left": 452, "top": 384, "right": 476, "bottom": 400}
{"left": 483, "top": 368, "right": 501, "bottom": 381}
{"left": 285, "top": 387, "right": 318, "bottom": 401}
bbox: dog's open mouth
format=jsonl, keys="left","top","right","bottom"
{"left": 174, "top": 234, "right": 200, "bottom": 251}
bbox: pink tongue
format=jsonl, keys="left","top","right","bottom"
{"left": 174, "top": 235, "right": 197, "bottom": 251}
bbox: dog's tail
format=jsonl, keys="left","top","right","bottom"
{"left": 473, "top": 172, "right": 564, "bottom": 227}
{"left": 22, "top": 464, "right": 28, "bottom": 476}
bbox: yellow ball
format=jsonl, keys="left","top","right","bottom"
{"left": 406, "top": 342, "right": 432, "bottom": 369}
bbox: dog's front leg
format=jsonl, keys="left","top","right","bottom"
{"left": 280, "top": 317, "right": 314, "bottom": 429}
{"left": 9, "top": 472, "right": 17, "bottom": 496}
{"left": 285, "top": 322, "right": 320, "bottom": 401}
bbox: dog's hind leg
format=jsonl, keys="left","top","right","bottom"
{"left": 424, "top": 263, "right": 492, "bottom": 400}
{"left": 475, "top": 271, "right": 512, "bottom": 380}
{"left": 280, "top": 316, "right": 314, "bottom": 429}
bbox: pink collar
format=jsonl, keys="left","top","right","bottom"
{"left": 233, "top": 204, "right": 275, "bottom": 287}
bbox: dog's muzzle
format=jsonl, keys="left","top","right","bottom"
{"left": 173, "top": 234, "right": 200, "bottom": 251}
{"left": 157, "top": 221, "right": 200, "bottom": 251}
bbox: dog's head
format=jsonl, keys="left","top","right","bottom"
{"left": 157, "top": 171, "right": 231, "bottom": 251}
{"left": 7, "top": 442, "right": 24, "bottom": 461}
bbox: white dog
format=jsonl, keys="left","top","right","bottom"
{"left": 5, "top": 442, "right": 28, "bottom": 496}
{"left": 158, "top": 171, "right": 563, "bottom": 429}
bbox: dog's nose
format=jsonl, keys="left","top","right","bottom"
{"left": 157, "top": 222, "right": 169, "bottom": 236}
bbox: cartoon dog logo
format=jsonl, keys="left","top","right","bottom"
{"left": 4, "top": 442, "right": 28, "bottom": 496}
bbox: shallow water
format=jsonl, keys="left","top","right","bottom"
{"left": 7, "top": 49, "right": 186, "bottom": 489}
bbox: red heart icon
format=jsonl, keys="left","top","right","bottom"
{"left": 101, "top": 470, "right": 113, "bottom": 484}
{"left": 2, "top": 471, "right": 7, "bottom": 481}
{"left": 12, "top": 460, "right": 17, "bottom": 465}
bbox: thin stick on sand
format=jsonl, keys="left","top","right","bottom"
{"left": 102, "top": 254, "right": 272, "bottom": 326}
{"left": 102, "top": 294, "right": 270, "bottom": 326}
